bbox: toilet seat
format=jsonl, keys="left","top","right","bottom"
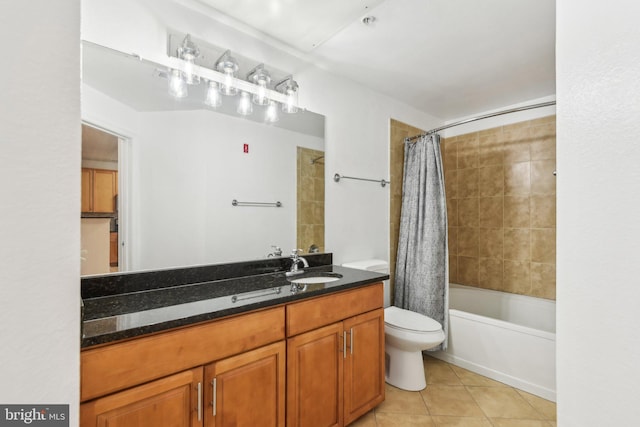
{"left": 384, "top": 306, "right": 442, "bottom": 332}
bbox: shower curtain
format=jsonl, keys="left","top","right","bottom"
{"left": 395, "top": 133, "right": 448, "bottom": 350}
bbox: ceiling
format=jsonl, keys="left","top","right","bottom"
{"left": 182, "top": 0, "right": 556, "bottom": 120}
{"left": 82, "top": 124, "right": 118, "bottom": 162}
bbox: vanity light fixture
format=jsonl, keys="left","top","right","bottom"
{"left": 237, "top": 91, "right": 253, "bottom": 116}
{"left": 204, "top": 80, "right": 222, "bottom": 108}
{"left": 166, "top": 33, "right": 302, "bottom": 116}
{"left": 177, "top": 34, "right": 200, "bottom": 85}
{"left": 168, "top": 69, "right": 188, "bottom": 98}
{"left": 275, "top": 76, "right": 299, "bottom": 114}
{"left": 246, "top": 64, "right": 271, "bottom": 106}
{"left": 216, "top": 50, "right": 239, "bottom": 96}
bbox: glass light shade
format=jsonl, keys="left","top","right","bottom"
{"left": 282, "top": 89, "right": 298, "bottom": 114}
{"left": 177, "top": 35, "right": 200, "bottom": 85}
{"left": 220, "top": 69, "right": 237, "bottom": 96}
{"left": 205, "top": 81, "right": 222, "bottom": 108}
{"left": 216, "top": 55, "right": 239, "bottom": 96}
{"left": 276, "top": 77, "right": 299, "bottom": 114}
{"left": 265, "top": 100, "right": 279, "bottom": 123}
{"left": 237, "top": 91, "right": 253, "bottom": 116}
{"left": 250, "top": 68, "right": 271, "bottom": 106}
{"left": 168, "top": 69, "right": 187, "bottom": 98}
{"left": 182, "top": 56, "right": 200, "bottom": 85}
{"left": 252, "top": 80, "right": 269, "bottom": 106}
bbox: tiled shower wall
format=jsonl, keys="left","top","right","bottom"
{"left": 390, "top": 116, "right": 556, "bottom": 300}
{"left": 297, "top": 147, "right": 325, "bottom": 254}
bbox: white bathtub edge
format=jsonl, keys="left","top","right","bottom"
{"left": 430, "top": 351, "right": 557, "bottom": 402}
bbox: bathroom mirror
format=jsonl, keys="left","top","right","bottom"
{"left": 81, "top": 41, "right": 325, "bottom": 275}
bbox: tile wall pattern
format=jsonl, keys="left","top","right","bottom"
{"left": 389, "top": 116, "right": 556, "bottom": 300}
{"left": 297, "top": 147, "right": 325, "bottom": 254}
{"left": 443, "top": 116, "right": 556, "bottom": 299}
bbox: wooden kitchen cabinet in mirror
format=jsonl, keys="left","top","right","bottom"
{"left": 82, "top": 168, "right": 117, "bottom": 213}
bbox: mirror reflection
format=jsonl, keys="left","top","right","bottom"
{"left": 81, "top": 42, "right": 325, "bottom": 276}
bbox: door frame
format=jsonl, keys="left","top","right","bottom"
{"left": 82, "top": 119, "right": 133, "bottom": 272}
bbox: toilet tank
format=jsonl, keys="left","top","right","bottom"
{"left": 342, "top": 259, "right": 390, "bottom": 307}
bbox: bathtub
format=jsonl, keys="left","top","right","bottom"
{"left": 432, "top": 283, "right": 556, "bottom": 401}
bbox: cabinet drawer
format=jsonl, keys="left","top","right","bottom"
{"left": 286, "top": 283, "right": 383, "bottom": 337}
{"left": 81, "top": 307, "right": 285, "bottom": 402}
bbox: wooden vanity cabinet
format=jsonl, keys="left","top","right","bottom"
{"left": 81, "top": 308, "right": 285, "bottom": 427}
{"left": 81, "top": 343, "right": 285, "bottom": 427}
{"left": 286, "top": 284, "right": 385, "bottom": 427}
{"left": 81, "top": 283, "right": 384, "bottom": 427}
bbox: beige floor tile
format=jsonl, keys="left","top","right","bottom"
{"left": 450, "top": 365, "right": 509, "bottom": 388}
{"left": 516, "top": 390, "right": 557, "bottom": 421}
{"left": 467, "top": 387, "right": 541, "bottom": 419}
{"left": 350, "top": 409, "right": 377, "bottom": 427}
{"left": 375, "top": 412, "right": 436, "bottom": 426}
{"left": 432, "top": 415, "right": 493, "bottom": 426}
{"left": 421, "top": 385, "right": 485, "bottom": 417}
{"left": 376, "top": 384, "right": 429, "bottom": 415}
{"left": 489, "top": 419, "right": 552, "bottom": 427}
{"left": 424, "top": 357, "right": 463, "bottom": 385}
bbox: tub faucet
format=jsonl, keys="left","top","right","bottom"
{"left": 286, "top": 249, "right": 308, "bottom": 276}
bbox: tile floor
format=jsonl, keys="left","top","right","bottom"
{"left": 352, "top": 355, "right": 556, "bottom": 427}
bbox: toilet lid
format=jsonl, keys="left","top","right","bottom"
{"left": 384, "top": 306, "right": 442, "bottom": 332}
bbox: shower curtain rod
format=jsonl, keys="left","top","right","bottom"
{"left": 405, "top": 100, "right": 556, "bottom": 142}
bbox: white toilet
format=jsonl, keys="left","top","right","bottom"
{"left": 342, "top": 259, "right": 445, "bottom": 391}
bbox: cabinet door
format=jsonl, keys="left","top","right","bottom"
{"left": 287, "top": 322, "right": 344, "bottom": 427}
{"left": 110, "top": 232, "right": 118, "bottom": 266}
{"left": 93, "top": 169, "right": 116, "bottom": 212}
{"left": 81, "top": 368, "right": 203, "bottom": 427}
{"left": 81, "top": 168, "right": 92, "bottom": 212}
{"left": 205, "top": 341, "right": 285, "bottom": 427}
{"left": 343, "top": 309, "right": 385, "bottom": 426}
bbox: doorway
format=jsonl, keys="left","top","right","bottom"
{"left": 81, "top": 123, "right": 128, "bottom": 275}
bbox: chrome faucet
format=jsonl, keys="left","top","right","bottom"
{"left": 286, "top": 249, "right": 308, "bottom": 276}
{"left": 267, "top": 245, "right": 283, "bottom": 257}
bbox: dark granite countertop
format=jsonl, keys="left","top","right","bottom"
{"left": 81, "top": 255, "right": 388, "bottom": 348}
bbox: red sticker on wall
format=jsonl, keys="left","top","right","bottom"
{"left": 243, "top": 144, "right": 249, "bottom": 153}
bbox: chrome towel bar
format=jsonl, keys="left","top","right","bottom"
{"left": 334, "top": 173, "right": 389, "bottom": 188}
{"left": 232, "top": 199, "right": 282, "bottom": 207}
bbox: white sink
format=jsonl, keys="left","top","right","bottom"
{"left": 289, "top": 276, "right": 341, "bottom": 284}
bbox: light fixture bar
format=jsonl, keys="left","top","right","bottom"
{"left": 165, "top": 32, "right": 302, "bottom": 111}
{"left": 166, "top": 55, "right": 297, "bottom": 106}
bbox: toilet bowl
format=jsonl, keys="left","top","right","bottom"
{"left": 384, "top": 306, "right": 445, "bottom": 391}
{"left": 341, "top": 259, "right": 446, "bottom": 392}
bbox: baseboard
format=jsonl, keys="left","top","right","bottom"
{"left": 430, "top": 351, "right": 557, "bottom": 402}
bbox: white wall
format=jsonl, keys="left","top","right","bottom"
{"left": 0, "top": 1, "right": 80, "bottom": 424}
{"left": 81, "top": 0, "right": 441, "bottom": 268}
{"left": 135, "top": 110, "right": 322, "bottom": 269}
{"left": 556, "top": 0, "right": 640, "bottom": 425}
